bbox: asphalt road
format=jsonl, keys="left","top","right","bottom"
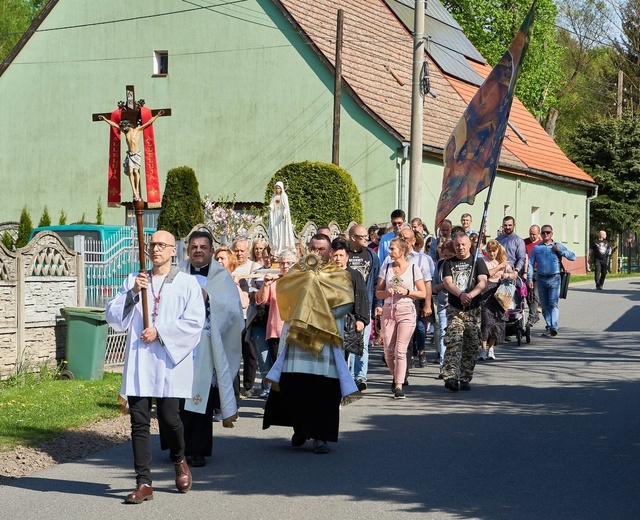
{"left": 1, "top": 278, "right": 638, "bottom": 519}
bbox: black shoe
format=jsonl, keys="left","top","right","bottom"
{"left": 550, "top": 328, "right": 558, "bottom": 337}
{"left": 460, "top": 380, "right": 471, "bottom": 391}
{"left": 191, "top": 455, "right": 206, "bottom": 467}
{"left": 438, "top": 373, "right": 444, "bottom": 379}
{"left": 393, "top": 387, "right": 406, "bottom": 399}
{"left": 291, "top": 432, "right": 306, "bottom": 447}
{"left": 356, "top": 380, "right": 367, "bottom": 392}
{"left": 313, "top": 439, "right": 329, "bottom": 454}
{"left": 418, "top": 352, "right": 427, "bottom": 367}
{"left": 444, "top": 379, "right": 459, "bottom": 392}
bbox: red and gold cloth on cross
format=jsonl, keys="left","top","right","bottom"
{"left": 106, "top": 106, "right": 161, "bottom": 208}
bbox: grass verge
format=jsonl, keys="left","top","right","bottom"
{"left": 569, "top": 272, "right": 640, "bottom": 284}
{"left": 0, "top": 371, "right": 123, "bottom": 451}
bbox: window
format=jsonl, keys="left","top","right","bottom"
{"left": 531, "top": 206, "right": 539, "bottom": 226}
{"left": 549, "top": 211, "right": 555, "bottom": 231}
{"left": 573, "top": 215, "right": 580, "bottom": 243}
{"left": 562, "top": 213, "right": 567, "bottom": 242}
{"left": 154, "top": 51, "right": 168, "bottom": 76}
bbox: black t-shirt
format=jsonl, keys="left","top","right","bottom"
{"left": 443, "top": 255, "right": 489, "bottom": 309}
{"left": 591, "top": 239, "right": 609, "bottom": 261}
{"left": 347, "top": 248, "right": 372, "bottom": 282}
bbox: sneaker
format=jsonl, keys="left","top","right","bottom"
{"left": 313, "top": 439, "right": 329, "bottom": 454}
{"left": 488, "top": 347, "right": 496, "bottom": 360}
{"left": 356, "top": 380, "right": 367, "bottom": 392}
{"left": 550, "top": 328, "right": 558, "bottom": 337}
{"left": 241, "top": 388, "right": 254, "bottom": 399}
{"left": 444, "top": 378, "right": 459, "bottom": 392}
{"left": 459, "top": 380, "right": 471, "bottom": 391}
{"left": 541, "top": 329, "right": 551, "bottom": 337}
{"left": 478, "top": 348, "right": 487, "bottom": 360}
{"left": 393, "top": 387, "right": 406, "bottom": 399}
{"left": 418, "top": 352, "right": 427, "bottom": 367}
{"left": 213, "top": 411, "right": 222, "bottom": 422}
{"left": 259, "top": 390, "right": 269, "bottom": 399}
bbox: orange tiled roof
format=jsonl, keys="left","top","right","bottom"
{"left": 275, "top": 0, "right": 594, "bottom": 185}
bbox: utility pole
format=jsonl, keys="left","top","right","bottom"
{"left": 408, "top": 0, "right": 425, "bottom": 219}
{"left": 332, "top": 9, "right": 344, "bottom": 166}
{"left": 617, "top": 69, "right": 623, "bottom": 120}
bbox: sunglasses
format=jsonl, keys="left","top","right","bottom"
{"left": 540, "top": 230, "right": 552, "bottom": 235}
{"left": 352, "top": 234, "right": 368, "bottom": 239}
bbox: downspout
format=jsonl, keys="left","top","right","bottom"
{"left": 586, "top": 185, "right": 598, "bottom": 272}
{"left": 399, "top": 142, "right": 410, "bottom": 212}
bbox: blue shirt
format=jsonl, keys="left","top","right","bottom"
{"left": 377, "top": 231, "right": 396, "bottom": 263}
{"left": 527, "top": 242, "right": 576, "bottom": 279}
{"left": 496, "top": 233, "right": 526, "bottom": 271}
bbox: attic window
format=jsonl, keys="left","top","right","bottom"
{"left": 153, "top": 51, "right": 168, "bottom": 76}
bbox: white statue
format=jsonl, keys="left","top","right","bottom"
{"left": 268, "top": 181, "right": 296, "bottom": 256}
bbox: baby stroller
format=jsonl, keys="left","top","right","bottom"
{"left": 504, "top": 276, "right": 530, "bottom": 345}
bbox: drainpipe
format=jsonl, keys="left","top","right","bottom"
{"left": 586, "top": 185, "right": 598, "bottom": 272}
{"left": 398, "top": 142, "right": 410, "bottom": 212}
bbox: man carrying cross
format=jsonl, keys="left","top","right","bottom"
{"left": 98, "top": 110, "right": 164, "bottom": 201}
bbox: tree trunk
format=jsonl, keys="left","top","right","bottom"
{"left": 545, "top": 108, "right": 559, "bottom": 139}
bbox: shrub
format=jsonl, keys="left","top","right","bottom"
{"left": 16, "top": 206, "right": 33, "bottom": 248}
{"left": 265, "top": 161, "right": 363, "bottom": 232}
{"left": 157, "top": 166, "right": 204, "bottom": 239}
{"left": 38, "top": 206, "right": 52, "bottom": 227}
{"left": 59, "top": 209, "right": 67, "bottom": 225}
{"left": 96, "top": 198, "right": 104, "bottom": 225}
{"left": 1, "top": 230, "right": 13, "bottom": 250}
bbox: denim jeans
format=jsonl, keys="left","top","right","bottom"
{"left": 251, "top": 326, "right": 270, "bottom": 390}
{"left": 349, "top": 321, "right": 371, "bottom": 382}
{"left": 537, "top": 274, "right": 560, "bottom": 330}
{"left": 434, "top": 302, "right": 447, "bottom": 367}
{"left": 412, "top": 317, "right": 426, "bottom": 356}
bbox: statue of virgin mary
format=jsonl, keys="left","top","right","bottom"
{"left": 268, "top": 181, "right": 296, "bottom": 256}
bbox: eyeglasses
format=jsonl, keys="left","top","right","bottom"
{"left": 392, "top": 221, "right": 405, "bottom": 227}
{"left": 352, "top": 234, "right": 368, "bottom": 239}
{"left": 540, "top": 231, "right": 552, "bottom": 235}
{"left": 148, "top": 242, "right": 175, "bottom": 251}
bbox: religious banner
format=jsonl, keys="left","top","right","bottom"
{"left": 107, "top": 109, "right": 122, "bottom": 207}
{"left": 140, "top": 107, "right": 161, "bottom": 208}
{"left": 434, "top": 0, "right": 536, "bottom": 229}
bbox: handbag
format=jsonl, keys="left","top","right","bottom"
{"left": 494, "top": 280, "right": 516, "bottom": 311}
{"left": 344, "top": 312, "right": 364, "bottom": 356}
{"left": 559, "top": 269, "right": 570, "bottom": 299}
{"left": 554, "top": 245, "right": 570, "bottom": 299}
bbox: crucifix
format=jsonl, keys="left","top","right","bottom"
{"left": 92, "top": 85, "right": 171, "bottom": 327}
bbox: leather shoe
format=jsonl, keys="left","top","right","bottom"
{"left": 174, "top": 459, "right": 192, "bottom": 493}
{"left": 125, "top": 484, "right": 153, "bottom": 504}
{"left": 444, "top": 378, "right": 459, "bottom": 392}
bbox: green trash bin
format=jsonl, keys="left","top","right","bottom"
{"left": 60, "top": 307, "right": 109, "bottom": 380}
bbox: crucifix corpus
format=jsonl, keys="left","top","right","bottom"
{"left": 93, "top": 85, "right": 171, "bottom": 327}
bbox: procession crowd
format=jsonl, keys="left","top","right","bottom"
{"left": 106, "top": 198, "right": 616, "bottom": 504}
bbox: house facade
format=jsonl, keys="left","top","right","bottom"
{"left": 0, "top": 0, "right": 595, "bottom": 269}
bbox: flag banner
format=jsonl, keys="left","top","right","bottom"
{"left": 107, "top": 109, "right": 122, "bottom": 208}
{"left": 434, "top": 1, "right": 536, "bottom": 229}
{"left": 140, "top": 107, "right": 161, "bottom": 208}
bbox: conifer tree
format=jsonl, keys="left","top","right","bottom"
{"left": 16, "top": 206, "right": 33, "bottom": 248}
{"left": 157, "top": 166, "right": 204, "bottom": 239}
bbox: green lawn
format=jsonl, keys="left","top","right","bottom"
{"left": 0, "top": 371, "right": 123, "bottom": 451}
{"left": 569, "top": 272, "right": 640, "bottom": 284}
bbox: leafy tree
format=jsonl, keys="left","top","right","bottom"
{"left": 567, "top": 116, "right": 640, "bottom": 234}
{"left": 443, "top": 0, "right": 564, "bottom": 119}
{"left": 58, "top": 209, "right": 67, "bottom": 225}
{"left": 1, "top": 230, "right": 13, "bottom": 250}
{"left": 264, "top": 161, "right": 363, "bottom": 232}
{"left": 96, "top": 198, "right": 104, "bottom": 225}
{"left": 16, "top": 205, "right": 33, "bottom": 248}
{"left": 38, "top": 205, "right": 51, "bottom": 227}
{"left": 157, "top": 166, "right": 204, "bottom": 239}
{"left": 0, "top": 0, "right": 46, "bottom": 62}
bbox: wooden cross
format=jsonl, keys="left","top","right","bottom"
{"left": 91, "top": 84, "right": 171, "bottom": 124}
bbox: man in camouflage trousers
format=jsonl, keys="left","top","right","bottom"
{"left": 442, "top": 234, "right": 488, "bottom": 391}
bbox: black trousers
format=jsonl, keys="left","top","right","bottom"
{"left": 242, "top": 331, "right": 259, "bottom": 391}
{"left": 128, "top": 396, "right": 184, "bottom": 486}
{"left": 180, "top": 385, "right": 216, "bottom": 457}
{"left": 594, "top": 259, "right": 608, "bottom": 288}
